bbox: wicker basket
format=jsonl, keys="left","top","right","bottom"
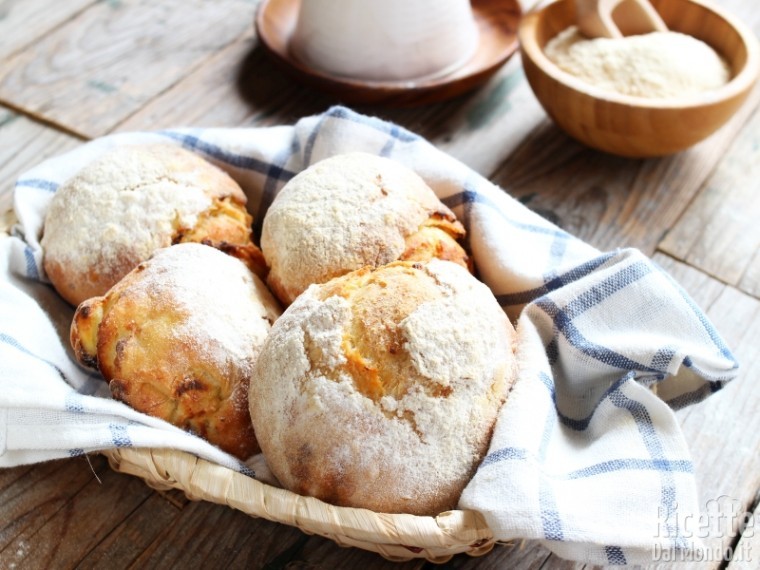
{"left": 102, "top": 447, "right": 496, "bottom": 563}
{"left": 3, "top": 206, "right": 497, "bottom": 564}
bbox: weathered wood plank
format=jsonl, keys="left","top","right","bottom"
{"left": 0, "top": 0, "right": 96, "bottom": 60}
{"left": 127, "top": 494, "right": 309, "bottom": 568}
{"left": 0, "top": 463, "right": 33, "bottom": 492}
{"left": 0, "top": 459, "right": 153, "bottom": 569}
{"left": 115, "top": 33, "right": 486, "bottom": 153}
{"left": 115, "top": 33, "right": 335, "bottom": 133}
{"left": 429, "top": 540, "right": 553, "bottom": 569}
{"left": 659, "top": 90, "right": 760, "bottom": 299}
{"left": 737, "top": 251, "right": 760, "bottom": 299}
{"left": 0, "top": 107, "right": 82, "bottom": 215}
{"left": 113, "top": 25, "right": 510, "bottom": 158}
{"left": 0, "top": 0, "right": 259, "bottom": 139}
{"left": 115, "top": 34, "right": 541, "bottom": 179}
{"left": 385, "top": 58, "right": 546, "bottom": 178}
{"left": 0, "top": 455, "right": 108, "bottom": 555}
{"left": 725, "top": 500, "right": 760, "bottom": 570}
{"left": 114, "top": 1, "right": 544, "bottom": 178}
{"left": 76, "top": 492, "right": 182, "bottom": 569}
{"left": 154, "top": 488, "right": 192, "bottom": 510}
{"left": 279, "top": 532, "right": 426, "bottom": 570}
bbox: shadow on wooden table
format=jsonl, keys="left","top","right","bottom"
{"left": 234, "top": 41, "right": 489, "bottom": 144}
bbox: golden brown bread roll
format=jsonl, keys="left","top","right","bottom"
{"left": 260, "top": 152, "right": 470, "bottom": 305}
{"left": 42, "top": 144, "right": 265, "bottom": 306}
{"left": 249, "top": 259, "right": 517, "bottom": 515}
{"left": 71, "top": 243, "right": 281, "bottom": 460}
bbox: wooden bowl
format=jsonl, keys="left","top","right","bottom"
{"left": 518, "top": 0, "right": 760, "bottom": 157}
{"left": 255, "top": 0, "right": 521, "bottom": 106}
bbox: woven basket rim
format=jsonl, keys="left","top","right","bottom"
{"left": 103, "top": 446, "right": 495, "bottom": 561}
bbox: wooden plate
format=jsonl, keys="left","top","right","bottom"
{"left": 254, "top": 0, "right": 522, "bottom": 106}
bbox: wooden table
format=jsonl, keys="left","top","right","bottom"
{"left": 1, "top": 0, "right": 759, "bottom": 568}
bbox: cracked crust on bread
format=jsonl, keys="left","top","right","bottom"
{"left": 249, "top": 260, "right": 517, "bottom": 515}
{"left": 42, "top": 144, "right": 265, "bottom": 306}
{"left": 261, "top": 152, "right": 470, "bottom": 305}
{"left": 71, "top": 243, "right": 281, "bottom": 460}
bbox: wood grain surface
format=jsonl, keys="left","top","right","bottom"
{"left": 660, "top": 90, "right": 760, "bottom": 297}
{"left": 116, "top": 31, "right": 335, "bottom": 133}
{"left": 0, "top": 0, "right": 759, "bottom": 567}
{"left": 0, "top": 0, "right": 96, "bottom": 60}
{"left": 0, "top": 0, "right": 258, "bottom": 139}
{"left": 726, "top": 502, "right": 760, "bottom": 570}
{"left": 0, "top": 106, "right": 82, "bottom": 216}
{"left": 2, "top": 464, "right": 155, "bottom": 569}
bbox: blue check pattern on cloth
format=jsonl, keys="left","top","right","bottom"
{"left": 0, "top": 107, "right": 738, "bottom": 566}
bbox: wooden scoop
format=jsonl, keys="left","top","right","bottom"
{"left": 576, "top": 0, "right": 668, "bottom": 38}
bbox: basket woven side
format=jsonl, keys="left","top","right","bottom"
{"left": 103, "top": 447, "right": 495, "bottom": 563}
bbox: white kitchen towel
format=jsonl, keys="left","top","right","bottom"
{"left": 0, "top": 106, "right": 738, "bottom": 565}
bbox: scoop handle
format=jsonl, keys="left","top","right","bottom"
{"left": 576, "top": 0, "right": 668, "bottom": 38}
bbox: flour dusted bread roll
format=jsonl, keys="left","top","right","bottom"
{"left": 42, "top": 144, "right": 265, "bottom": 306}
{"left": 261, "top": 152, "right": 470, "bottom": 305}
{"left": 249, "top": 260, "right": 516, "bottom": 515}
{"left": 71, "top": 243, "right": 281, "bottom": 460}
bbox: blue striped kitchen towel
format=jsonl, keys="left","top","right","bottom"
{"left": 0, "top": 106, "right": 738, "bottom": 565}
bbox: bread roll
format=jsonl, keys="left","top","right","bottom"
{"left": 249, "top": 259, "right": 516, "bottom": 514}
{"left": 260, "top": 152, "right": 470, "bottom": 305}
{"left": 43, "top": 144, "right": 265, "bottom": 306}
{"left": 71, "top": 243, "right": 281, "bottom": 460}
